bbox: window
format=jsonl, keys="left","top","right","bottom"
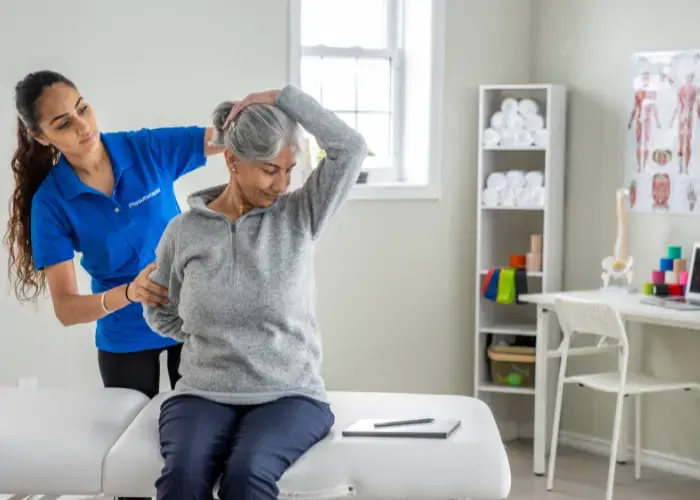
{"left": 289, "top": 0, "right": 445, "bottom": 199}
{"left": 299, "top": 0, "right": 399, "bottom": 181}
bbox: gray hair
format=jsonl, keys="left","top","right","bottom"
{"left": 209, "top": 101, "right": 302, "bottom": 162}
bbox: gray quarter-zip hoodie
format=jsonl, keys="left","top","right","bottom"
{"left": 143, "top": 84, "right": 368, "bottom": 405}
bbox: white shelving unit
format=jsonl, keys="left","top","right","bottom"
{"left": 473, "top": 84, "right": 567, "bottom": 430}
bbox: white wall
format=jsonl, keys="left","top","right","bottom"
{"left": 0, "top": 0, "right": 288, "bottom": 387}
{"left": 0, "top": 0, "right": 533, "bottom": 402}
{"left": 532, "top": 0, "right": 700, "bottom": 462}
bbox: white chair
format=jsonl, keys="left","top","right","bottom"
{"left": 546, "top": 296, "right": 700, "bottom": 500}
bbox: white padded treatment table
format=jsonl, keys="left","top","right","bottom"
{"left": 0, "top": 387, "right": 149, "bottom": 496}
{"left": 1, "top": 388, "right": 511, "bottom": 499}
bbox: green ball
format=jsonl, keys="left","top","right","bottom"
{"left": 507, "top": 372, "right": 523, "bottom": 386}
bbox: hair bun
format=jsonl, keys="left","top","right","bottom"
{"left": 210, "top": 100, "right": 234, "bottom": 147}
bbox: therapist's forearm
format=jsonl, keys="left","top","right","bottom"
{"left": 204, "top": 127, "right": 226, "bottom": 156}
{"left": 53, "top": 285, "right": 130, "bottom": 326}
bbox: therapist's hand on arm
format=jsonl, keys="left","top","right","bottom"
{"left": 126, "top": 263, "right": 169, "bottom": 306}
{"left": 44, "top": 260, "right": 168, "bottom": 327}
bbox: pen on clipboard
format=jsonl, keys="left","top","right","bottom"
{"left": 373, "top": 418, "right": 435, "bottom": 428}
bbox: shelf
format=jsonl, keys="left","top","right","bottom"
{"left": 479, "top": 322, "right": 537, "bottom": 336}
{"left": 478, "top": 383, "right": 535, "bottom": 395}
{"left": 480, "top": 205, "right": 544, "bottom": 211}
{"left": 482, "top": 146, "right": 546, "bottom": 151}
{"left": 479, "top": 269, "right": 542, "bottom": 278}
{"left": 474, "top": 84, "right": 566, "bottom": 413}
{"left": 480, "top": 84, "right": 557, "bottom": 91}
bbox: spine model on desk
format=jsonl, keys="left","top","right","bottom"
{"left": 601, "top": 188, "right": 634, "bottom": 289}
{"left": 643, "top": 245, "right": 688, "bottom": 296}
{"left": 482, "top": 234, "right": 542, "bottom": 304}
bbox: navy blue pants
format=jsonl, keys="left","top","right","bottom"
{"left": 156, "top": 394, "right": 334, "bottom": 500}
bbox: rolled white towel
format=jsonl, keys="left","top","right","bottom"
{"left": 500, "top": 128, "right": 517, "bottom": 147}
{"left": 518, "top": 98, "right": 539, "bottom": 116}
{"left": 525, "top": 114, "right": 545, "bottom": 132}
{"left": 506, "top": 170, "right": 526, "bottom": 189}
{"left": 500, "top": 187, "right": 516, "bottom": 207}
{"left": 501, "top": 97, "right": 518, "bottom": 114}
{"left": 525, "top": 171, "right": 544, "bottom": 189}
{"left": 534, "top": 129, "right": 549, "bottom": 147}
{"left": 514, "top": 187, "right": 532, "bottom": 207}
{"left": 483, "top": 127, "right": 500, "bottom": 147}
{"left": 490, "top": 111, "right": 506, "bottom": 130}
{"left": 482, "top": 187, "right": 501, "bottom": 207}
{"left": 514, "top": 130, "right": 534, "bottom": 147}
{"left": 505, "top": 112, "right": 525, "bottom": 131}
{"left": 486, "top": 172, "right": 507, "bottom": 190}
{"left": 531, "top": 187, "right": 546, "bottom": 207}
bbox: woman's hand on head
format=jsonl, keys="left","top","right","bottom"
{"left": 223, "top": 89, "right": 281, "bottom": 130}
{"left": 127, "top": 262, "right": 169, "bottom": 307}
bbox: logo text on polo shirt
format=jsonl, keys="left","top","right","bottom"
{"left": 128, "top": 188, "right": 161, "bottom": 208}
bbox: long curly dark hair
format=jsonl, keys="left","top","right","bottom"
{"left": 4, "top": 70, "right": 75, "bottom": 302}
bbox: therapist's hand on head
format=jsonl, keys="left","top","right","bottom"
{"left": 127, "top": 262, "right": 169, "bottom": 307}
{"left": 223, "top": 89, "right": 281, "bottom": 130}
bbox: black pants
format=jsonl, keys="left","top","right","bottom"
{"left": 156, "top": 394, "right": 334, "bottom": 500}
{"left": 98, "top": 343, "right": 183, "bottom": 399}
{"left": 98, "top": 343, "right": 183, "bottom": 499}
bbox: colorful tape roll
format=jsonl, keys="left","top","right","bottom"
{"left": 509, "top": 254, "right": 526, "bottom": 268}
{"left": 660, "top": 258, "right": 674, "bottom": 271}
{"left": 651, "top": 270, "right": 665, "bottom": 284}
{"left": 669, "top": 283, "right": 684, "bottom": 296}
{"left": 668, "top": 245, "right": 682, "bottom": 260}
{"left": 666, "top": 271, "right": 678, "bottom": 284}
{"left": 643, "top": 282, "right": 654, "bottom": 295}
{"left": 654, "top": 283, "right": 670, "bottom": 296}
{"left": 673, "top": 258, "right": 687, "bottom": 273}
{"left": 680, "top": 271, "right": 689, "bottom": 286}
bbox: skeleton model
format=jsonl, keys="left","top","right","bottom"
{"left": 601, "top": 188, "right": 634, "bottom": 290}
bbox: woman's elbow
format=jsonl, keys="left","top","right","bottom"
{"left": 52, "top": 303, "right": 77, "bottom": 327}
{"left": 143, "top": 307, "right": 159, "bottom": 331}
{"left": 143, "top": 307, "right": 180, "bottom": 338}
{"left": 348, "top": 131, "right": 368, "bottom": 156}
{"left": 56, "top": 314, "right": 73, "bottom": 327}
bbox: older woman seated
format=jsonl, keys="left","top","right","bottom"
{"left": 143, "top": 84, "right": 368, "bottom": 500}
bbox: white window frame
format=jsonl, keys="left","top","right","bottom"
{"left": 288, "top": 0, "right": 445, "bottom": 201}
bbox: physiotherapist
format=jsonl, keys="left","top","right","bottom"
{"left": 5, "top": 70, "right": 225, "bottom": 403}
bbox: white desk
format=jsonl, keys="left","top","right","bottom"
{"left": 519, "top": 289, "right": 700, "bottom": 476}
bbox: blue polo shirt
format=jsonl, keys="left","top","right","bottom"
{"left": 31, "top": 126, "right": 208, "bottom": 353}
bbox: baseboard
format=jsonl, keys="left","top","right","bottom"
{"left": 497, "top": 420, "right": 534, "bottom": 442}
{"left": 559, "top": 430, "right": 700, "bottom": 481}
{"left": 496, "top": 419, "right": 700, "bottom": 480}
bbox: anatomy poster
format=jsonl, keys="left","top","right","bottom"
{"left": 625, "top": 50, "right": 700, "bottom": 214}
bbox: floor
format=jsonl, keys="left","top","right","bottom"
{"left": 506, "top": 440, "right": 700, "bottom": 499}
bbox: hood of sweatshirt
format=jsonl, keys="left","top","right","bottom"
{"left": 186, "top": 184, "right": 227, "bottom": 216}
